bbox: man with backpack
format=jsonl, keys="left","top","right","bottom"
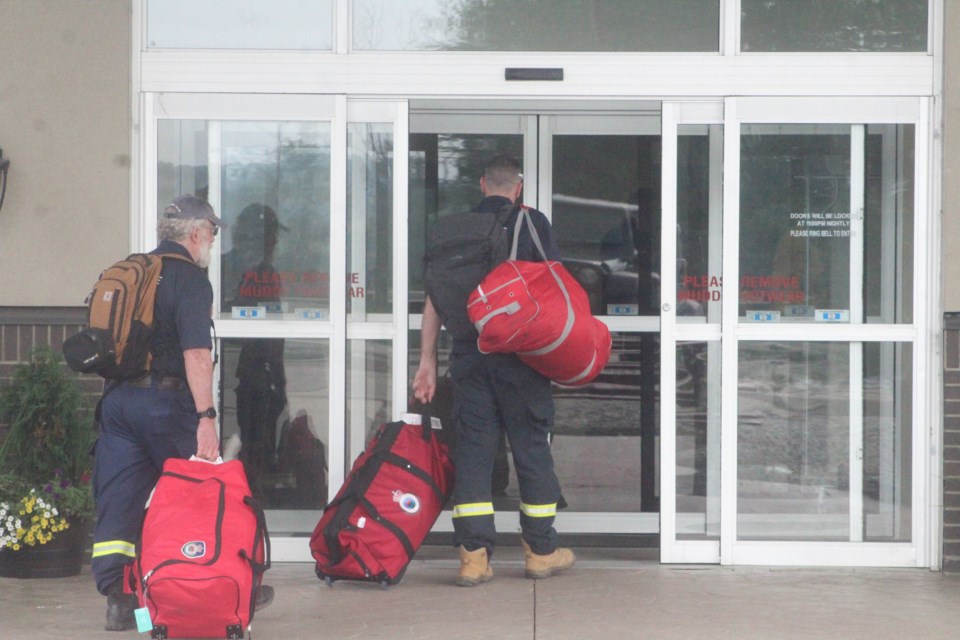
{"left": 414, "top": 155, "right": 576, "bottom": 587}
{"left": 90, "top": 195, "right": 274, "bottom": 631}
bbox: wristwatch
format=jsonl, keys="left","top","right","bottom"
{"left": 196, "top": 407, "right": 217, "bottom": 419}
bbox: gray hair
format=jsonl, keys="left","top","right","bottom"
{"left": 158, "top": 216, "right": 206, "bottom": 242}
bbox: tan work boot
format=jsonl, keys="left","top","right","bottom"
{"left": 457, "top": 546, "right": 494, "bottom": 587}
{"left": 521, "top": 539, "right": 576, "bottom": 579}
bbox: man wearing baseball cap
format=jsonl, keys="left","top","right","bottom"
{"left": 92, "top": 195, "right": 273, "bottom": 630}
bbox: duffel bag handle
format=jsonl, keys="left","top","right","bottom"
{"left": 241, "top": 495, "right": 271, "bottom": 574}
{"left": 510, "top": 206, "right": 549, "bottom": 262}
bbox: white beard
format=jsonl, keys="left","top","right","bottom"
{"left": 196, "top": 241, "right": 212, "bottom": 269}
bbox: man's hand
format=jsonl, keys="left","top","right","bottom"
{"left": 413, "top": 362, "right": 437, "bottom": 404}
{"left": 414, "top": 296, "right": 441, "bottom": 404}
{"left": 195, "top": 419, "right": 220, "bottom": 461}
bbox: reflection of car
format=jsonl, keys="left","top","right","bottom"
{"left": 552, "top": 194, "right": 656, "bottom": 316}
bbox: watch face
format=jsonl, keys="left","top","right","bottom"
{"left": 198, "top": 407, "right": 216, "bottom": 419}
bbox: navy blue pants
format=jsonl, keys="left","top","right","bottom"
{"left": 91, "top": 382, "right": 197, "bottom": 595}
{"left": 450, "top": 352, "right": 561, "bottom": 556}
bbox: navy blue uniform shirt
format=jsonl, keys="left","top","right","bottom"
{"left": 477, "top": 195, "right": 561, "bottom": 262}
{"left": 150, "top": 240, "right": 214, "bottom": 379}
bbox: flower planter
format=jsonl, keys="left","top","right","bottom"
{"left": 0, "top": 518, "right": 90, "bottom": 579}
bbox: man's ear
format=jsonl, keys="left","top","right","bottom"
{"left": 480, "top": 175, "right": 488, "bottom": 195}
{"left": 513, "top": 180, "right": 524, "bottom": 202}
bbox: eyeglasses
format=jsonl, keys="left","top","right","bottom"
{"left": 206, "top": 225, "right": 219, "bottom": 237}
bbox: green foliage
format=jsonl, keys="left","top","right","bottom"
{"left": 0, "top": 348, "right": 95, "bottom": 490}
{"left": 0, "top": 472, "right": 94, "bottom": 520}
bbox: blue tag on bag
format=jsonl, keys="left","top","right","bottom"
{"left": 135, "top": 607, "right": 153, "bottom": 633}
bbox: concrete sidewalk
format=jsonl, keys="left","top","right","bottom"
{"left": 2, "top": 546, "right": 959, "bottom": 640}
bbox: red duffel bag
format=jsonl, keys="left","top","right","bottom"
{"left": 133, "top": 458, "right": 269, "bottom": 640}
{"left": 310, "top": 412, "right": 454, "bottom": 586}
{"left": 467, "top": 209, "right": 612, "bottom": 386}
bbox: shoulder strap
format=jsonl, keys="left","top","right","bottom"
{"left": 494, "top": 202, "right": 516, "bottom": 226}
{"left": 158, "top": 252, "right": 200, "bottom": 268}
{"left": 509, "top": 206, "right": 549, "bottom": 261}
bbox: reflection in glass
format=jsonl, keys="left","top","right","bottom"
{"left": 741, "top": 0, "right": 927, "bottom": 52}
{"left": 864, "top": 125, "right": 914, "bottom": 324}
{"left": 552, "top": 135, "right": 661, "bottom": 317}
{"left": 147, "top": 0, "right": 334, "bottom": 50}
{"left": 740, "top": 126, "right": 851, "bottom": 319}
{"left": 353, "top": 0, "right": 719, "bottom": 52}
{"left": 219, "top": 122, "right": 331, "bottom": 320}
{"left": 157, "top": 120, "right": 210, "bottom": 216}
{"left": 676, "top": 341, "right": 720, "bottom": 540}
{"left": 408, "top": 132, "right": 523, "bottom": 313}
{"left": 863, "top": 342, "right": 912, "bottom": 542}
{"left": 346, "top": 340, "right": 393, "bottom": 472}
{"left": 552, "top": 332, "right": 658, "bottom": 513}
{"left": 677, "top": 125, "right": 722, "bottom": 321}
{"left": 738, "top": 342, "right": 850, "bottom": 541}
{"left": 348, "top": 124, "right": 394, "bottom": 317}
{"left": 220, "top": 339, "right": 329, "bottom": 510}
{"left": 739, "top": 124, "right": 914, "bottom": 324}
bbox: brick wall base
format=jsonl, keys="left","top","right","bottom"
{"left": 0, "top": 308, "right": 103, "bottom": 438}
{"left": 944, "top": 315, "right": 960, "bottom": 572}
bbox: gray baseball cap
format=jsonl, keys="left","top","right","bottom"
{"left": 162, "top": 195, "right": 226, "bottom": 228}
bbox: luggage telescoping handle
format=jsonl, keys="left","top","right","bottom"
{"left": 509, "top": 207, "right": 549, "bottom": 262}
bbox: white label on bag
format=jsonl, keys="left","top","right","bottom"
{"left": 357, "top": 517, "right": 366, "bottom": 529}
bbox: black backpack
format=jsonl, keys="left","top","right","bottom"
{"left": 423, "top": 204, "right": 514, "bottom": 340}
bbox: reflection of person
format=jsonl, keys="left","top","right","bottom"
{"left": 92, "top": 196, "right": 271, "bottom": 630}
{"left": 413, "top": 155, "right": 575, "bottom": 587}
{"left": 278, "top": 410, "right": 328, "bottom": 508}
{"left": 224, "top": 204, "right": 288, "bottom": 498}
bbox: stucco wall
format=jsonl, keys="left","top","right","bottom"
{"left": 0, "top": 0, "right": 130, "bottom": 307}
{"left": 944, "top": 0, "right": 960, "bottom": 312}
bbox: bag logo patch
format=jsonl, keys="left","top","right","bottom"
{"left": 393, "top": 490, "right": 420, "bottom": 514}
{"left": 181, "top": 541, "right": 206, "bottom": 559}
{"left": 102, "top": 291, "right": 114, "bottom": 302}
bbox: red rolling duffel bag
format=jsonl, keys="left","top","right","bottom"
{"left": 310, "top": 411, "right": 454, "bottom": 586}
{"left": 132, "top": 458, "right": 270, "bottom": 640}
{"left": 467, "top": 208, "right": 612, "bottom": 386}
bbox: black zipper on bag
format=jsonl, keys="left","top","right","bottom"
{"left": 140, "top": 474, "right": 226, "bottom": 593}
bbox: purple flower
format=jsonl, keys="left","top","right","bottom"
{"left": 44, "top": 483, "right": 53, "bottom": 493}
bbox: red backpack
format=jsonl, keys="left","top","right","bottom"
{"left": 133, "top": 459, "right": 270, "bottom": 640}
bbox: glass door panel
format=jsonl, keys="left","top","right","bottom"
{"left": 544, "top": 115, "right": 662, "bottom": 530}
{"left": 661, "top": 104, "right": 724, "bottom": 563}
{"left": 727, "top": 99, "right": 922, "bottom": 566}
{"left": 408, "top": 113, "right": 528, "bottom": 521}
{"left": 738, "top": 341, "right": 852, "bottom": 540}
{"left": 158, "top": 116, "right": 334, "bottom": 525}
{"left": 410, "top": 111, "right": 662, "bottom": 535}
{"left": 153, "top": 96, "right": 410, "bottom": 562}
{"left": 218, "top": 122, "right": 332, "bottom": 322}
{"left": 550, "top": 133, "right": 661, "bottom": 318}
{"left": 675, "top": 341, "right": 721, "bottom": 540}
{"left": 739, "top": 126, "right": 853, "bottom": 322}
